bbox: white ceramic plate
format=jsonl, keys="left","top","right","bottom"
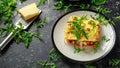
{"left": 52, "top": 10, "right": 116, "bottom": 62}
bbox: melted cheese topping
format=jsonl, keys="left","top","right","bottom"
{"left": 64, "top": 16, "right": 100, "bottom": 42}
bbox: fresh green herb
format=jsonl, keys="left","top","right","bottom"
{"left": 13, "top": 29, "right": 41, "bottom": 48}
{"left": 91, "top": 13, "right": 109, "bottom": 25}
{"left": 19, "top": 0, "right": 26, "bottom": 3}
{"left": 34, "top": 17, "right": 46, "bottom": 28}
{"left": 113, "top": 16, "right": 120, "bottom": 20}
{"left": 36, "top": 61, "right": 56, "bottom": 68}
{"left": 108, "top": 19, "right": 115, "bottom": 25}
{"left": 48, "top": 48, "right": 61, "bottom": 60}
{"left": 0, "top": 0, "right": 16, "bottom": 23}
{"left": 71, "top": 30, "right": 80, "bottom": 40}
{"left": 95, "top": 6, "right": 111, "bottom": 14}
{"left": 81, "top": 29, "right": 88, "bottom": 39}
{"left": 70, "top": 15, "right": 88, "bottom": 40}
{"left": 109, "top": 59, "right": 120, "bottom": 67}
{"left": 102, "top": 35, "right": 110, "bottom": 42}
{"left": 91, "top": 0, "right": 106, "bottom": 5}
{"left": 37, "top": 0, "right": 46, "bottom": 7}
{"left": 74, "top": 46, "right": 85, "bottom": 53}
{"left": 54, "top": 1, "right": 90, "bottom": 12}
{"left": 0, "top": 24, "right": 14, "bottom": 37}
{"left": 93, "top": 41, "right": 100, "bottom": 53}
{"left": 54, "top": 0, "right": 64, "bottom": 10}
{"left": 1, "top": 23, "right": 42, "bottom": 48}
{"left": 85, "top": 64, "right": 96, "bottom": 68}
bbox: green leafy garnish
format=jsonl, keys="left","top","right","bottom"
{"left": 102, "top": 35, "right": 110, "bottom": 42}
{"left": 0, "top": 0, "right": 16, "bottom": 23}
{"left": 74, "top": 46, "right": 85, "bottom": 53}
{"left": 91, "top": 0, "right": 106, "bottom": 5}
{"left": 13, "top": 28, "right": 41, "bottom": 48}
{"left": 91, "top": 13, "right": 108, "bottom": 25}
{"left": 70, "top": 15, "right": 88, "bottom": 40}
{"left": 109, "top": 59, "right": 120, "bottom": 66}
{"left": 54, "top": 0, "right": 64, "bottom": 10}
{"left": 71, "top": 30, "right": 80, "bottom": 40}
{"left": 85, "top": 64, "right": 96, "bottom": 68}
{"left": 0, "top": 24, "right": 14, "bottom": 37}
{"left": 81, "top": 29, "right": 88, "bottom": 39}
{"left": 95, "top": 6, "right": 111, "bottom": 14}
{"left": 113, "top": 16, "right": 120, "bottom": 20}
{"left": 36, "top": 61, "right": 56, "bottom": 68}
{"left": 37, "top": 0, "right": 46, "bottom": 6}
{"left": 34, "top": 17, "right": 46, "bottom": 28}
{"left": 93, "top": 41, "right": 100, "bottom": 53}
{"left": 48, "top": 48, "right": 61, "bottom": 60}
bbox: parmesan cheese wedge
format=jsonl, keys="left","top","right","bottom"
{"left": 18, "top": 3, "right": 39, "bottom": 20}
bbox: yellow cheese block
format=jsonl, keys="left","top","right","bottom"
{"left": 18, "top": 3, "right": 39, "bottom": 20}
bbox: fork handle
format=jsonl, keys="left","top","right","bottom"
{"left": 0, "top": 32, "right": 14, "bottom": 52}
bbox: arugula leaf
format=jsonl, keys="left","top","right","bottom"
{"left": 71, "top": 30, "right": 80, "bottom": 40}
{"left": 95, "top": 6, "right": 111, "bottom": 14}
{"left": 34, "top": 17, "right": 46, "bottom": 28}
{"left": 36, "top": 61, "right": 56, "bottom": 68}
{"left": 93, "top": 41, "right": 100, "bottom": 53}
{"left": 91, "top": 13, "right": 109, "bottom": 25}
{"left": 91, "top": 0, "right": 106, "bottom": 5}
{"left": 48, "top": 48, "right": 61, "bottom": 60}
{"left": 102, "top": 35, "right": 110, "bottom": 42}
{"left": 37, "top": 0, "right": 46, "bottom": 7}
{"left": 81, "top": 29, "right": 88, "bottom": 39}
{"left": 74, "top": 46, "right": 85, "bottom": 53}
{"left": 113, "top": 16, "right": 120, "bottom": 20}
{"left": 0, "top": 0, "right": 16, "bottom": 23}
{"left": 109, "top": 59, "right": 120, "bottom": 66}
{"left": 54, "top": 0, "right": 64, "bottom": 10}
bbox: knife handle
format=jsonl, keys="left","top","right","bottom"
{"left": 0, "top": 32, "right": 14, "bottom": 52}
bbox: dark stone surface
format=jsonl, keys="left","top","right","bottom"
{"left": 0, "top": 0, "right": 120, "bottom": 68}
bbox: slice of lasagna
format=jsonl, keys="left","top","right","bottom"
{"left": 64, "top": 15, "right": 100, "bottom": 49}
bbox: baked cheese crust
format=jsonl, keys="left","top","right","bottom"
{"left": 64, "top": 16, "right": 100, "bottom": 48}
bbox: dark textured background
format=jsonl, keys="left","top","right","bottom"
{"left": 0, "top": 0, "right": 120, "bottom": 68}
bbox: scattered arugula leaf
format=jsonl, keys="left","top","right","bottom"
{"left": 91, "top": 13, "right": 109, "bottom": 25}
{"left": 36, "top": 61, "right": 56, "bottom": 68}
{"left": 85, "top": 64, "right": 96, "bottom": 68}
{"left": 0, "top": 0, "right": 16, "bottom": 23}
{"left": 102, "top": 35, "right": 110, "bottom": 42}
{"left": 54, "top": 0, "right": 64, "bottom": 10}
{"left": 95, "top": 6, "right": 111, "bottom": 14}
{"left": 113, "top": 16, "right": 120, "bottom": 20}
{"left": 34, "top": 17, "right": 46, "bottom": 28}
{"left": 13, "top": 29, "right": 41, "bottom": 48}
{"left": 0, "top": 24, "right": 14, "bottom": 37}
{"left": 74, "top": 46, "right": 85, "bottom": 53}
{"left": 91, "top": 0, "right": 106, "bottom": 5}
{"left": 37, "top": 0, "right": 46, "bottom": 7}
{"left": 93, "top": 41, "right": 100, "bottom": 53}
{"left": 109, "top": 59, "right": 120, "bottom": 67}
{"left": 48, "top": 48, "right": 61, "bottom": 60}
